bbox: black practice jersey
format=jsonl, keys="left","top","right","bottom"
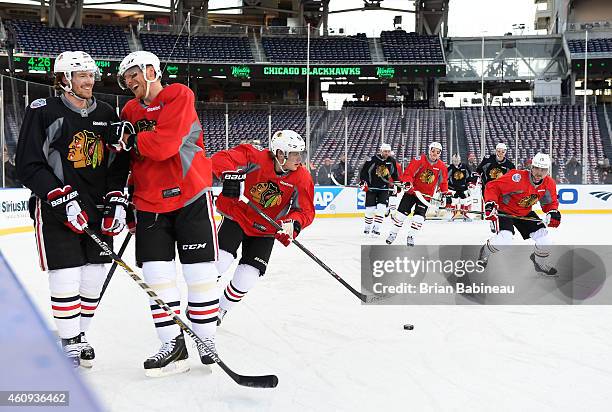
{"left": 476, "top": 154, "right": 515, "bottom": 188}
{"left": 359, "top": 155, "right": 399, "bottom": 189}
{"left": 16, "top": 95, "right": 130, "bottom": 219}
{"left": 447, "top": 162, "right": 470, "bottom": 191}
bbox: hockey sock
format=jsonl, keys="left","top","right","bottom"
{"left": 406, "top": 214, "right": 425, "bottom": 237}
{"left": 215, "top": 249, "right": 236, "bottom": 278}
{"left": 183, "top": 262, "right": 219, "bottom": 339}
{"left": 79, "top": 263, "right": 106, "bottom": 333}
{"left": 48, "top": 267, "right": 82, "bottom": 339}
{"left": 372, "top": 203, "right": 386, "bottom": 232}
{"left": 531, "top": 228, "right": 553, "bottom": 262}
{"left": 389, "top": 211, "right": 407, "bottom": 235}
{"left": 364, "top": 206, "right": 375, "bottom": 231}
{"left": 487, "top": 230, "right": 513, "bottom": 253}
{"left": 143, "top": 261, "right": 181, "bottom": 343}
{"left": 219, "top": 264, "right": 260, "bottom": 314}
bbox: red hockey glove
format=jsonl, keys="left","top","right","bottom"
{"left": 101, "top": 191, "right": 129, "bottom": 236}
{"left": 484, "top": 201, "right": 499, "bottom": 233}
{"left": 274, "top": 219, "right": 302, "bottom": 247}
{"left": 403, "top": 181, "right": 413, "bottom": 191}
{"left": 545, "top": 209, "right": 561, "bottom": 228}
{"left": 359, "top": 181, "right": 369, "bottom": 192}
{"left": 47, "top": 185, "right": 88, "bottom": 234}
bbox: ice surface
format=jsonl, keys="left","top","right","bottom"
{"left": 1, "top": 215, "right": 612, "bottom": 411}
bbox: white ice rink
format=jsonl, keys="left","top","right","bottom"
{"left": 2, "top": 215, "right": 612, "bottom": 412}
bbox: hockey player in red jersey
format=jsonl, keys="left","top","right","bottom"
{"left": 108, "top": 51, "right": 219, "bottom": 377}
{"left": 211, "top": 130, "right": 315, "bottom": 325}
{"left": 386, "top": 142, "right": 451, "bottom": 246}
{"left": 478, "top": 153, "right": 561, "bottom": 276}
{"left": 15, "top": 51, "right": 130, "bottom": 368}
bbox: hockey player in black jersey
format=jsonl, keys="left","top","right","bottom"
{"left": 476, "top": 142, "right": 515, "bottom": 194}
{"left": 15, "top": 51, "right": 130, "bottom": 368}
{"left": 447, "top": 154, "right": 473, "bottom": 221}
{"left": 359, "top": 143, "right": 399, "bottom": 236}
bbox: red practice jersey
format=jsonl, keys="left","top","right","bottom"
{"left": 211, "top": 144, "right": 315, "bottom": 237}
{"left": 121, "top": 83, "right": 212, "bottom": 213}
{"left": 484, "top": 169, "right": 559, "bottom": 217}
{"left": 401, "top": 154, "right": 449, "bottom": 196}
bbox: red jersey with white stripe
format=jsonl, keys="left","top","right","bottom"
{"left": 211, "top": 144, "right": 315, "bottom": 237}
{"left": 401, "top": 154, "right": 449, "bottom": 196}
{"left": 121, "top": 83, "right": 212, "bottom": 213}
{"left": 484, "top": 169, "right": 558, "bottom": 216}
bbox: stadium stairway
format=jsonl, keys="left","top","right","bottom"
{"left": 249, "top": 29, "right": 267, "bottom": 62}
{"left": 368, "top": 38, "right": 384, "bottom": 63}
{"left": 597, "top": 105, "right": 612, "bottom": 161}
{"left": 452, "top": 109, "right": 470, "bottom": 161}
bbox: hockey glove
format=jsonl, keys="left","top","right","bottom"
{"left": 484, "top": 201, "right": 499, "bottom": 233}
{"left": 359, "top": 181, "right": 369, "bottom": 192}
{"left": 47, "top": 185, "right": 88, "bottom": 234}
{"left": 403, "top": 181, "right": 413, "bottom": 191}
{"left": 101, "top": 191, "right": 129, "bottom": 236}
{"left": 106, "top": 121, "right": 136, "bottom": 152}
{"left": 274, "top": 219, "right": 302, "bottom": 247}
{"left": 545, "top": 209, "right": 561, "bottom": 228}
{"left": 221, "top": 170, "right": 246, "bottom": 198}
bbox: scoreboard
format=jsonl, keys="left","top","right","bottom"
{"left": 0, "top": 56, "right": 446, "bottom": 80}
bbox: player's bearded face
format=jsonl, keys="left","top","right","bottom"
{"left": 71, "top": 71, "right": 95, "bottom": 99}
{"left": 496, "top": 149, "right": 506, "bottom": 160}
{"left": 381, "top": 149, "right": 391, "bottom": 159}
{"left": 531, "top": 166, "right": 548, "bottom": 181}
{"left": 428, "top": 148, "right": 441, "bottom": 161}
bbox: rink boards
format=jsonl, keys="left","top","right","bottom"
{"left": 1, "top": 185, "right": 611, "bottom": 235}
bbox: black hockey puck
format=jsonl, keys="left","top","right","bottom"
{"left": 403, "top": 324, "right": 414, "bottom": 330}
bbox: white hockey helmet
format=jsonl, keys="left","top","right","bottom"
{"left": 380, "top": 143, "right": 392, "bottom": 152}
{"left": 429, "top": 141, "right": 442, "bottom": 152}
{"left": 496, "top": 142, "right": 507, "bottom": 151}
{"left": 270, "top": 129, "right": 305, "bottom": 156}
{"left": 117, "top": 51, "right": 162, "bottom": 90}
{"left": 54, "top": 51, "right": 100, "bottom": 93}
{"left": 531, "top": 152, "right": 551, "bottom": 169}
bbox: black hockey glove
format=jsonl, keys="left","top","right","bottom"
{"left": 221, "top": 170, "right": 246, "bottom": 198}
{"left": 106, "top": 121, "right": 136, "bottom": 152}
{"left": 101, "top": 191, "right": 129, "bottom": 236}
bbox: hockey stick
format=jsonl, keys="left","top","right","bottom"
{"left": 98, "top": 232, "right": 132, "bottom": 305}
{"left": 82, "top": 225, "right": 278, "bottom": 389}
{"left": 414, "top": 190, "right": 544, "bottom": 223}
{"left": 239, "top": 195, "right": 386, "bottom": 304}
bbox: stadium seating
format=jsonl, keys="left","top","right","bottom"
{"left": 310, "top": 107, "right": 447, "bottom": 184}
{"left": 380, "top": 30, "right": 444, "bottom": 63}
{"left": 7, "top": 20, "right": 130, "bottom": 58}
{"left": 262, "top": 34, "right": 371, "bottom": 62}
{"left": 199, "top": 105, "right": 323, "bottom": 155}
{"left": 567, "top": 38, "right": 612, "bottom": 54}
{"left": 462, "top": 106, "right": 604, "bottom": 183}
{"left": 140, "top": 34, "right": 253, "bottom": 62}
